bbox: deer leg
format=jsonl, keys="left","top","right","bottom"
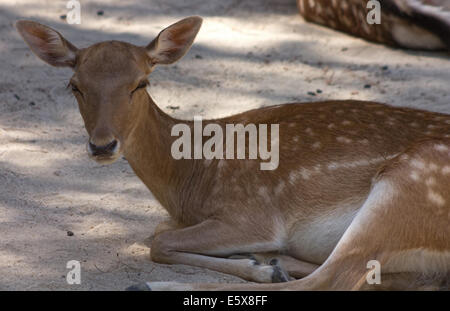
{"left": 129, "top": 179, "right": 393, "bottom": 291}
{"left": 140, "top": 221, "right": 384, "bottom": 291}
{"left": 139, "top": 178, "right": 393, "bottom": 291}
{"left": 132, "top": 180, "right": 400, "bottom": 291}
{"left": 138, "top": 207, "right": 383, "bottom": 291}
{"left": 148, "top": 219, "right": 290, "bottom": 284}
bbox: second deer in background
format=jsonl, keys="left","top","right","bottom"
{"left": 297, "top": 0, "right": 450, "bottom": 50}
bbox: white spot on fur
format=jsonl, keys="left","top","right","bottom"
{"left": 400, "top": 154, "right": 409, "bottom": 161}
{"left": 300, "top": 168, "right": 312, "bottom": 180}
{"left": 274, "top": 181, "right": 285, "bottom": 196}
{"left": 327, "top": 155, "right": 397, "bottom": 171}
{"left": 434, "top": 144, "right": 448, "bottom": 152}
{"left": 258, "top": 186, "right": 270, "bottom": 201}
{"left": 410, "top": 171, "right": 420, "bottom": 181}
{"left": 410, "top": 159, "right": 426, "bottom": 170}
{"left": 328, "top": 162, "right": 339, "bottom": 170}
{"left": 312, "top": 141, "right": 321, "bottom": 149}
{"left": 336, "top": 136, "right": 352, "bottom": 144}
{"left": 359, "top": 139, "right": 369, "bottom": 145}
{"left": 442, "top": 166, "right": 450, "bottom": 175}
{"left": 386, "top": 120, "right": 396, "bottom": 126}
{"left": 428, "top": 190, "right": 445, "bottom": 207}
{"left": 289, "top": 171, "right": 298, "bottom": 183}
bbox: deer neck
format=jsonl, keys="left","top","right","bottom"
{"left": 123, "top": 92, "right": 193, "bottom": 218}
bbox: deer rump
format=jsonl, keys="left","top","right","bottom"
{"left": 296, "top": 0, "right": 450, "bottom": 51}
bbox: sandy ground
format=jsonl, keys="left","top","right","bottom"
{"left": 0, "top": 0, "right": 449, "bottom": 290}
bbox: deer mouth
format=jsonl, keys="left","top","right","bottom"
{"left": 86, "top": 140, "right": 122, "bottom": 164}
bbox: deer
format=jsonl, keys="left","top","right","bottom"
{"left": 16, "top": 17, "right": 449, "bottom": 291}
{"left": 297, "top": 0, "right": 450, "bottom": 51}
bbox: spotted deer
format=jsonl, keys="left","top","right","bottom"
{"left": 297, "top": 0, "right": 450, "bottom": 50}
{"left": 16, "top": 17, "right": 449, "bottom": 291}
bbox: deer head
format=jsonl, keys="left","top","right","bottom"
{"left": 16, "top": 17, "right": 202, "bottom": 164}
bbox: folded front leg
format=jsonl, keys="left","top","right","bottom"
{"left": 149, "top": 219, "right": 289, "bottom": 283}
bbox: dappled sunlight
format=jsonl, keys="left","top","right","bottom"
{"left": 0, "top": 143, "right": 72, "bottom": 169}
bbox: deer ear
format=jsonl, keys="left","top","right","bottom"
{"left": 146, "top": 16, "right": 202, "bottom": 65}
{"left": 16, "top": 20, "right": 78, "bottom": 68}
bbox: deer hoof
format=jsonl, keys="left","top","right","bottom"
{"left": 270, "top": 259, "right": 290, "bottom": 283}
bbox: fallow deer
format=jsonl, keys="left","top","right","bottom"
{"left": 16, "top": 17, "right": 449, "bottom": 291}
{"left": 297, "top": 0, "right": 450, "bottom": 50}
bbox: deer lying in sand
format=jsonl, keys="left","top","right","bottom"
{"left": 297, "top": 0, "right": 450, "bottom": 50}
{"left": 16, "top": 17, "right": 449, "bottom": 290}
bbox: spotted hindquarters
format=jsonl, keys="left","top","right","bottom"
{"left": 296, "top": 0, "right": 449, "bottom": 50}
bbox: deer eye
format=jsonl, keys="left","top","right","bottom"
{"left": 69, "top": 83, "right": 81, "bottom": 93}
{"left": 132, "top": 80, "right": 149, "bottom": 93}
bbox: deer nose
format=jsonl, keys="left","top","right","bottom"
{"left": 88, "top": 139, "right": 119, "bottom": 156}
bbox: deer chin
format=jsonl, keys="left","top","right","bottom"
{"left": 89, "top": 153, "right": 122, "bottom": 165}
